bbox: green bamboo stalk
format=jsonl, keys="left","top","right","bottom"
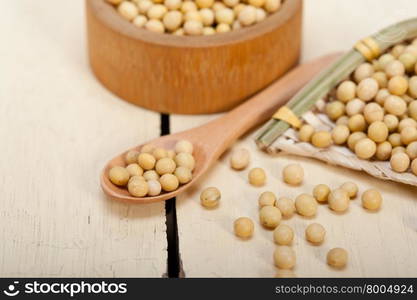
{"left": 256, "top": 17, "right": 417, "bottom": 149}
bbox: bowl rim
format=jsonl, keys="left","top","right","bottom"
{"left": 87, "top": 0, "right": 302, "bottom": 48}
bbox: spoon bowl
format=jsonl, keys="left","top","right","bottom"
{"left": 101, "top": 53, "right": 341, "bottom": 203}
{"left": 101, "top": 131, "right": 213, "bottom": 203}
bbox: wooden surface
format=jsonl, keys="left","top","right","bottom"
{"left": 0, "top": 0, "right": 167, "bottom": 277}
{"left": 86, "top": 0, "right": 302, "bottom": 114}
{"left": 101, "top": 53, "right": 338, "bottom": 204}
{"left": 2, "top": 0, "right": 417, "bottom": 278}
{"left": 171, "top": 0, "right": 417, "bottom": 277}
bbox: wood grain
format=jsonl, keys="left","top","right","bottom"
{"left": 171, "top": 0, "right": 417, "bottom": 277}
{"left": 0, "top": 0, "right": 167, "bottom": 277}
{"left": 86, "top": 0, "right": 302, "bottom": 114}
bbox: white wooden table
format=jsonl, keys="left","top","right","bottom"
{"left": 1, "top": 0, "right": 417, "bottom": 277}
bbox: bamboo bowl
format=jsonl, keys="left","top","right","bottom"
{"left": 86, "top": 0, "right": 302, "bottom": 114}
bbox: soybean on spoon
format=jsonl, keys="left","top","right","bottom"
{"left": 101, "top": 53, "right": 340, "bottom": 203}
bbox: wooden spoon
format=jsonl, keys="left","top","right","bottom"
{"left": 101, "top": 53, "right": 340, "bottom": 203}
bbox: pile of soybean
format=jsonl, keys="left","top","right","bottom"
{"left": 108, "top": 140, "right": 195, "bottom": 197}
{"left": 298, "top": 38, "right": 417, "bottom": 176}
{"left": 106, "top": 0, "right": 282, "bottom": 35}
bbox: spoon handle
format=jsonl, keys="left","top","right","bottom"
{"left": 200, "top": 53, "right": 341, "bottom": 158}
